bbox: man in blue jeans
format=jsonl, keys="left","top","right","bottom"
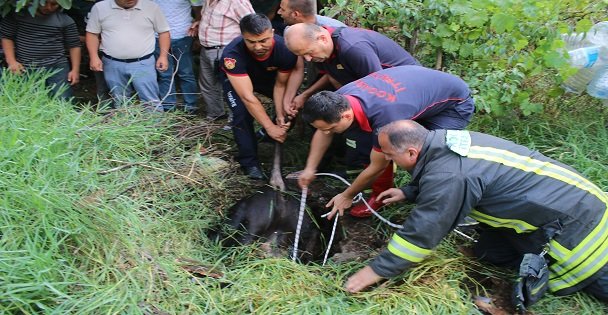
{"left": 86, "top": 0, "right": 170, "bottom": 110}
{"left": 154, "top": 0, "right": 202, "bottom": 113}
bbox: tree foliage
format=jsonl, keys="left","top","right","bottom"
{"left": 0, "top": 0, "right": 72, "bottom": 17}
{"left": 324, "top": 0, "right": 607, "bottom": 115}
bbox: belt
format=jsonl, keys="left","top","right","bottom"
{"left": 102, "top": 52, "right": 154, "bottom": 63}
{"left": 203, "top": 45, "right": 223, "bottom": 50}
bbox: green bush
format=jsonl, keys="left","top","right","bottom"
{"left": 325, "top": 0, "right": 607, "bottom": 115}
{"left": 0, "top": 0, "right": 72, "bottom": 16}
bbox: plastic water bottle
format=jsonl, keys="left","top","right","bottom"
{"left": 584, "top": 22, "right": 608, "bottom": 99}
{"left": 561, "top": 33, "right": 587, "bottom": 49}
{"left": 563, "top": 46, "right": 607, "bottom": 94}
{"left": 568, "top": 46, "right": 601, "bottom": 68}
{"left": 561, "top": 22, "right": 608, "bottom": 94}
{"left": 586, "top": 22, "right": 608, "bottom": 47}
{"left": 587, "top": 65, "right": 608, "bottom": 99}
{"left": 561, "top": 33, "right": 595, "bottom": 93}
{"left": 563, "top": 66, "right": 599, "bottom": 94}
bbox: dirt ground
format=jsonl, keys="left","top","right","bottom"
{"left": 73, "top": 68, "right": 102, "bottom": 105}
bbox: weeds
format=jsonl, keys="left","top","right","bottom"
{"left": 1, "top": 71, "right": 607, "bottom": 314}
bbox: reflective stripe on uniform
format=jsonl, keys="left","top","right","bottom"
{"left": 387, "top": 233, "right": 432, "bottom": 263}
{"left": 468, "top": 146, "right": 606, "bottom": 200}
{"left": 467, "top": 145, "right": 608, "bottom": 292}
{"left": 469, "top": 210, "right": 538, "bottom": 233}
{"left": 549, "top": 204, "right": 608, "bottom": 292}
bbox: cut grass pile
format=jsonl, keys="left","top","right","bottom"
{"left": 1, "top": 72, "right": 607, "bottom": 314}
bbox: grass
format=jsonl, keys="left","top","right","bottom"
{"left": 1, "top": 71, "right": 607, "bottom": 314}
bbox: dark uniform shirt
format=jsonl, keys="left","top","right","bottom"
{"left": 317, "top": 26, "right": 420, "bottom": 86}
{"left": 221, "top": 34, "right": 297, "bottom": 94}
{"left": 339, "top": 66, "right": 473, "bottom": 163}
{"left": 370, "top": 129, "right": 608, "bottom": 296}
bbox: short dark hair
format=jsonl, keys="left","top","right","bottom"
{"left": 378, "top": 120, "right": 429, "bottom": 153}
{"left": 288, "top": 0, "right": 316, "bottom": 16}
{"left": 240, "top": 13, "right": 272, "bottom": 35}
{"left": 301, "top": 91, "right": 350, "bottom": 124}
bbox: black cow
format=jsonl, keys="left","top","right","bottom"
{"left": 218, "top": 143, "right": 341, "bottom": 263}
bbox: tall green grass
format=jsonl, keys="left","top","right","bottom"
{"left": 1, "top": 72, "right": 607, "bottom": 314}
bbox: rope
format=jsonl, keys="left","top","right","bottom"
{"left": 322, "top": 214, "right": 340, "bottom": 266}
{"left": 453, "top": 227, "right": 478, "bottom": 243}
{"left": 315, "top": 172, "right": 477, "bottom": 241}
{"left": 291, "top": 186, "right": 308, "bottom": 262}
{"left": 292, "top": 172, "right": 478, "bottom": 264}
{"left": 315, "top": 172, "right": 403, "bottom": 229}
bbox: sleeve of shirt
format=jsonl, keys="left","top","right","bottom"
{"left": 221, "top": 50, "right": 248, "bottom": 76}
{"left": 152, "top": 4, "right": 171, "bottom": 33}
{"left": 235, "top": 0, "right": 256, "bottom": 17}
{"left": 400, "top": 184, "right": 419, "bottom": 203}
{"left": 369, "top": 172, "right": 479, "bottom": 278}
{"left": 85, "top": 5, "right": 101, "bottom": 33}
{"left": 342, "top": 43, "right": 383, "bottom": 79}
{"left": 277, "top": 42, "right": 297, "bottom": 72}
{"left": 0, "top": 13, "right": 17, "bottom": 39}
{"left": 62, "top": 16, "right": 81, "bottom": 49}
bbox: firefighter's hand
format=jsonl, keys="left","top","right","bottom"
{"left": 345, "top": 266, "right": 383, "bottom": 293}
{"left": 266, "top": 124, "right": 287, "bottom": 143}
{"left": 292, "top": 94, "right": 307, "bottom": 112}
{"left": 325, "top": 192, "right": 353, "bottom": 219}
{"left": 377, "top": 188, "right": 406, "bottom": 205}
{"left": 297, "top": 168, "right": 316, "bottom": 189}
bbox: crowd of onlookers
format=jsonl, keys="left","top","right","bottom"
{"left": 0, "top": 0, "right": 305, "bottom": 114}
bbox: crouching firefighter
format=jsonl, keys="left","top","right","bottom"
{"left": 339, "top": 120, "right": 608, "bottom": 310}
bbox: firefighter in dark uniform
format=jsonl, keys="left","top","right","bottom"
{"left": 222, "top": 13, "right": 302, "bottom": 179}
{"left": 298, "top": 66, "right": 475, "bottom": 217}
{"left": 344, "top": 120, "right": 608, "bottom": 306}
{"left": 283, "top": 23, "right": 421, "bottom": 212}
{"left": 283, "top": 22, "right": 420, "bottom": 110}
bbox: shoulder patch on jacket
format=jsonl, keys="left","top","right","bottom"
{"left": 446, "top": 130, "right": 471, "bottom": 156}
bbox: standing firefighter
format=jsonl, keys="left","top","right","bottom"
{"left": 345, "top": 120, "right": 608, "bottom": 310}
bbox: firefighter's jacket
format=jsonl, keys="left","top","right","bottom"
{"left": 369, "top": 130, "right": 608, "bottom": 295}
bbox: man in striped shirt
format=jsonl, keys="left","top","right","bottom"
{"left": 194, "top": 0, "right": 254, "bottom": 121}
{"left": 1, "top": 0, "right": 81, "bottom": 100}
